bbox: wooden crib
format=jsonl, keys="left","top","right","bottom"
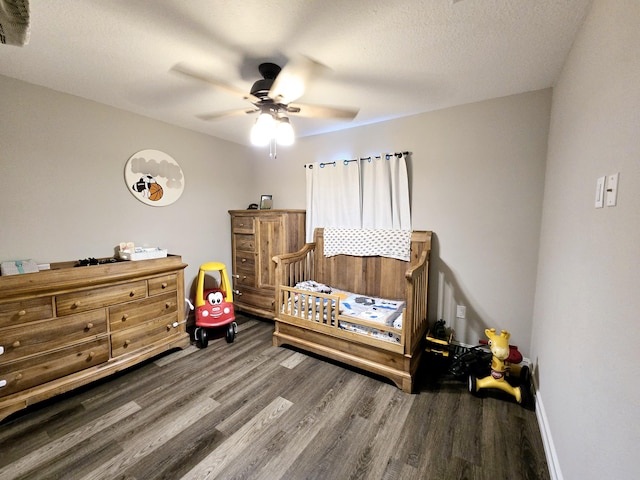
{"left": 272, "top": 228, "right": 432, "bottom": 392}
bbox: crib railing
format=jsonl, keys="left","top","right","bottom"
{"left": 404, "top": 249, "right": 430, "bottom": 354}
{"left": 277, "top": 285, "right": 405, "bottom": 353}
{"left": 278, "top": 286, "right": 340, "bottom": 326}
{"left": 273, "top": 242, "right": 316, "bottom": 289}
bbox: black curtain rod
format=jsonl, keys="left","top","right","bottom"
{"left": 305, "top": 151, "right": 410, "bottom": 168}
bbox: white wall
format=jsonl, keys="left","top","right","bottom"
{"left": 531, "top": 1, "right": 640, "bottom": 479}
{"left": 0, "top": 75, "right": 257, "bottom": 293}
{"left": 252, "top": 89, "right": 552, "bottom": 354}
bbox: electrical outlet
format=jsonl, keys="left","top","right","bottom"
{"left": 456, "top": 305, "right": 466, "bottom": 319}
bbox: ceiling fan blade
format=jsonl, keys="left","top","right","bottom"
{"left": 171, "top": 63, "right": 261, "bottom": 104}
{"left": 287, "top": 103, "right": 359, "bottom": 120}
{"left": 197, "top": 108, "right": 259, "bottom": 121}
{"left": 268, "top": 54, "right": 327, "bottom": 105}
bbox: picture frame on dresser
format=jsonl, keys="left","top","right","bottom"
{"left": 259, "top": 195, "right": 273, "bottom": 210}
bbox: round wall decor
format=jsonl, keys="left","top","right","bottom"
{"left": 124, "top": 149, "right": 184, "bottom": 206}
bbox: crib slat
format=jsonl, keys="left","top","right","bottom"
{"left": 307, "top": 294, "right": 313, "bottom": 322}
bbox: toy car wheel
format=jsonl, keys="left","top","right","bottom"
{"left": 468, "top": 374, "right": 479, "bottom": 396}
{"left": 519, "top": 364, "right": 531, "bottom": 385}
{"left": 226, "top": 322, "right": 236, "bottom": 343}
{"left": 194, "top": 327, "right": 201, "bottom": 342}
{"left": 199, "top": 328, "right": 209, "bottom": 348}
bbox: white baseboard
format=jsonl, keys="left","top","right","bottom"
{"left": 534, "top": 388, "right": 564, "bottom": 480}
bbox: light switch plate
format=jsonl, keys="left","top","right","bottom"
{"left": 606, "top": 173, "right": 619, "bottom": 207}
{"left": 456, "top": 305, "right": 466, "bottom": 319}
{"left": 595, "top": 176, "right": 605, "bottom": 208}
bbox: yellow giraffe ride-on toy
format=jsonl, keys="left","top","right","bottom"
{"left": 468, "top": 328, "right": 529, "bottom": 405}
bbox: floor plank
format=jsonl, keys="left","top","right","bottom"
{"left": 181, "top": 396, "right": 293, "bottom": 480}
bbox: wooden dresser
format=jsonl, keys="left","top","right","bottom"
{"left": 0, "top": 255, "right": 189, "bottom": 422}
{"left": 229, "top": 209, "right": 305, "bottom": 319}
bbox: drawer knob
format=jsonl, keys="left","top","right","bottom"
{"left": 73, "top": 301, "right": 81, "bottom": 308}
{"left": 232, "top": 274, "right": 239, "bottom": 279}
{"left": 161, "top": 282, "right": 168, "bottom": 289}
{"left": 122, "top": 314, "right": 129, "bottom": 321}
{"left": 129, "top": 290, "right": 135, "bottom": 297}
{"left": 12, "top": 340, "right": 21, "bottom": 348}
{"left": 18, "top": 310, "right": 26, "bottom": 317}
{"left": 241, "top": 258, "right": 247, "bottom": 263}
{"left": 165, "top": 302, "right": 171, "bottom": 309}
{"left": 88, "top": 351, "right": 95, "bottom": 359}
{"left": 166, "top": 324, "right": 171, "bottom": 331}
{"left": 124, "top": 340, "right": 131, "bottom": 346}
{"left": 86, "top": 323, "right": 94, "bottom": 330}
{"left": 234, "top": 290, "right": 242, "bottom": 296}
{"left": 15, "top": 373, "right": 23, "bottom": 380}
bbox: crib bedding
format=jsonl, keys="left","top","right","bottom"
{"left": 288, "top": 281, "right": 405, "bottom": 344}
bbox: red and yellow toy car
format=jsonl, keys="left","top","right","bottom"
{"left": 193, "top": 262, "right": 237, "bottom": 347}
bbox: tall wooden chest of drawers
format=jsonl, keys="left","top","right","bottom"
{"left": 0, "top": 255, "right": 189, "bottom": 422}
{"left": 229, "top": 210, "right": 305, "bottom": 319}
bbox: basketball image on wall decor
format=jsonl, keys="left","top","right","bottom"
{"left": 124, "top": 149, "right": 184, "bottom": 206}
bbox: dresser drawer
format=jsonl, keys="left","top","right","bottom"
{"left": 232, "top": 216, "right": 254, "bottom": 233}
{"left": 234, "top": 234, "right": 255, "bottom": 252}
{"left": 0, "top": 309, "right": 107, "bottom": 364}
{"left": 232, "top": 270, "right": 256, "bottom": 288}
{"left": 56, "top": 280, "right": 147, "bottom": 316}
{"left": 0, "top": 297, "right": 54, "bottom": 329}
{"left": 234, "top": 286, "right": 276, "bottom": 311}
{"left": 235, "top": 253, "right": 256, "bottom": 271}
{"left": 0, "top": 338, "right": 109, "bottom": 398}
{"left": 111, "top": 314, "right": 183, "bottom": 357}
{"left": 148, "top": 274, "right": 177, "bottom": 296}
{"left": 109, "top": 291, "right": 178, "bottom": 332}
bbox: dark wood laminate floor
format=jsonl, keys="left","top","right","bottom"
{"left": 0, "top": 315, "right": 549, "bottom": 480}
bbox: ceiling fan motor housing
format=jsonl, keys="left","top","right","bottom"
{"left": 250, "top": 62, "right": 282, "bottom": 100}
{"left": 250, "top": 78, "right": 274, "bottom": 99}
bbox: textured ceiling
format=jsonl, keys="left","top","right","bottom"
{"left": 0, "top": 0, "right": 592, "bottom": 146}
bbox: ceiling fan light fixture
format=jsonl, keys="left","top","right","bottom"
{"left": 250, "top": 112, "right": 276, "bottom": 146}
{"left": 276, "top": 117, "right": 294, "bottom": 146}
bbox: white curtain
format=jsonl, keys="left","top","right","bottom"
{"left": 0, "top": 0, "right": 30, "bottom": 46}
{"left": 305, "top": 153, "right": 411, "bottom": 242}
{"left": 361, "top": 154, "right": 411, "bottom": 229}
{"left": 305, "top": 160, "right": 361, "bottom": 242}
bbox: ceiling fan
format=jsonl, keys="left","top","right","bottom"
{"left": 171, "top": 55, "right": 359, "bottom": 146}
